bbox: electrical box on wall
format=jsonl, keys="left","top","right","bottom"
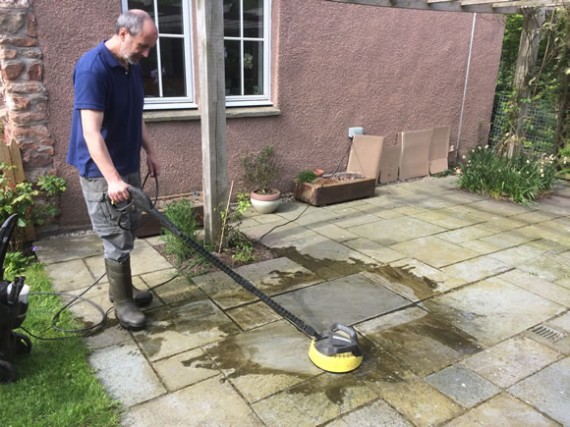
{"left": 348, "top": 127, "right": 364, "bottom": 138}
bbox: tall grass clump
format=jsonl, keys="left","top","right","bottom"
{"left": 457, "top": 145, "right": 556, "bottom": 205}
{"left": 162, "top": 199, "right": 199, "bottom": 264}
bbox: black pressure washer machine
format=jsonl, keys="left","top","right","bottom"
{"left": 0, "top": 214, "right": 32, "bottom": 383}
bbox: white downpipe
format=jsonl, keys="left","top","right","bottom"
{"left": 456, "top": 13, "right": 477, "bottom": 160}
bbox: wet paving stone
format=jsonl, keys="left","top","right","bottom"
{"left": 273, "top": 273, "right": 411, "bottom": 333}
{"left": 357, "top": 307, "right": 481, "bottom": 377}
{"left": 426, "top": 365, "right": 500, "bottom": 408}
{"left": 251, "top": 373, "right": 377, "bottom": 426}
{"left": 153, "top": 347, "right": 219, "bottom": 392}
{"left": 192, "top": 257, "right": 322, "bottom": 309}
{"left": 422, "top": 277, "right": 564, "bottom": 346}
{"left": 509, "top": 357, "right": 570, "bottom": 426}
{"left": 371, "top": 378, "right": 463, "bottom": 427}
{"left": 203, "top": 320, "right": 321, "bottom": 403}
{"left": 133, "top": 299, "right": 241, "bottom": 361}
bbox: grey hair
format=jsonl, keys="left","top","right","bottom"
{"left": 115, "top": 10, "right": 148, "bottom": 35}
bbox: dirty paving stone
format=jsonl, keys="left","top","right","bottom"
{"left": 251, "top": 373, "right": 377, "bottom": 426}
{"left": 422, "top": 277, "right": 564, "bottom": 346}
{"left": 444, "top": 392, "right": 560, "bottom": 426}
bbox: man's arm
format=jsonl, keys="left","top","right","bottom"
{"left": 80, "top": 109, "right": 130, "bottom": 203}
{"left": 141, "top": 120, "right": 160, "bottom": 177}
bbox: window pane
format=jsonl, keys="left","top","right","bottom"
{"left": 243, "top": 0, "right": 263, "bottom": 38}
{"left": 127, "top": 0, "right": 154, "bottom": 20}
{"left": 157, "top": 0, "right": 182, "bottom": 34}
{"left": 224, "top": 0, "right": 240, "bottom": 37}
{"left": 160, "top": 37, "right": 186, "bottom": 97}
{"left": 225, "top": 40, "right": 241, "bottom": 95}
{"left": 140, "top": 47, "right": 159, "bottom": 97}
{"left": 244, "top": 41, "right": 263, "bottom": 95}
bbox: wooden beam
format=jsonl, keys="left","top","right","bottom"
{"left": 325, "top": 0, "right": 560, "bottom": 13}
{"left": 195, "top": 0, "right": 228, "bottom": 245}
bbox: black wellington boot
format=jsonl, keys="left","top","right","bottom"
{"left": 105, "top": 258, "right": 147, "bottom": 331}
{"left": 108, "top": 270, "right": 153, "bottom": 308}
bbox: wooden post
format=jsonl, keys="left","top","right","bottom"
{"left": 195, "top": 0, "right": 228, "bottom": 245}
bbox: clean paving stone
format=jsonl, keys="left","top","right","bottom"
{"left": 459, "top": 336, "right": 562, "bottom": 388}
{"left": 509, "top": 357, "right": 570, "bottom": 426}
{"left": 426, "top": 365, "right": 500, "bottom": 408}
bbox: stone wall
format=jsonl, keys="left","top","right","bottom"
{"left": 0, "top": 0, "right": 54, "bottom": 181}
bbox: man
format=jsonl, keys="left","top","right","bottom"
{"left": 67, "top": 10, "right": 160, "bottom": 330}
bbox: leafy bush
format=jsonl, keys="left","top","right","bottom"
{"left": 162, "top": 199, "right": 199, "bottom": 264}
{"left": 457, "top": 145, "right": 556, "bottom": 205}
{"left": 240, "top": 145, "right": 281, "bottom": 194}
{"left": 0, "top": 163, "right": 67, "bottom": 230}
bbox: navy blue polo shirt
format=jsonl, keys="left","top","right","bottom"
{"left": 67, "top": 41, "right": 144, "bottom": 178}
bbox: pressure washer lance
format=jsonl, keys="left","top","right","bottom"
{"left": 120, "top": 186, "right": 363, "bottom": 373}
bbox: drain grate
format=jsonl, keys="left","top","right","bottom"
{"left": 529, "top": 324, "right": 567, "bottom": 342}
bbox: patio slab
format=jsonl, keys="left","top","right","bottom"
{"left": 422, "top": 277, "right": 564, "bottom": 346}
{"left": 356, "top": 307, "right": 481, "bottom": 376}
{"left": 445, "top": 393, "right": 559, "bottom": 426}
{"left": 509, "top": 357, "right": 570, "bottom": 426}
{"left": 459, "top": 335, "right": 562, "bottom": 388}
{"left": 273, "top": 273, "right": 411, "bottom": 332}
{"left": 426, "top": 365, "right": 500, "bottom": 408}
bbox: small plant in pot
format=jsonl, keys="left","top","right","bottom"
{"left": 240, "top": 145, "right": 281, "bottom": 214}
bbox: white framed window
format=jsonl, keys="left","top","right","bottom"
{"left": 223, "top": 0, "right": 272, "bottom": 107}
{"left": 123, "top": 0, "right": 196, "bottom": 110}
{"left": 122, "top": 0, "right": 272, "bottom": 110}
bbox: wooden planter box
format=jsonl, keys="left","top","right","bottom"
{"left": 293, "top": 177, "right": 376, "bottom": 207}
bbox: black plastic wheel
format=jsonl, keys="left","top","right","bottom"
{"left": 0, "top": 359, "right": 17, "bottom": 383}
{"left": 13, "top": 332, "right": 32, "bottom": 355}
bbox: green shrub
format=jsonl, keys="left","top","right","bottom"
{"left": 162, "top": 199, "right": 199, "bottom": 264}
{"left": 0, "top": 163, "right": 67, "bottom": 231}
{"left": 295, "top": 170, "right": 317, "bottom": 184}
{"left": 457, "top": 145, "right": 556, "bottom": 205}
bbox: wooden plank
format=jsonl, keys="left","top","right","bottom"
{"left": 325, "top": 0, "right": 531, "bottom": 14}
{"left": 8, "top": 140, "right": 25, "bottom": 183}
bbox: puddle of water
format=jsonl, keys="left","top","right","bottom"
{"left": 261, "top": 269, "right": 320, "bottom": 294}
{"left": 368, "top": 264, "right": 438, "bottom": 301}
{"left": 273, "top": 247, "right": 375, "bottom": 280}
{"left": 180, "top": 333, "right": 316, "bottom": 381}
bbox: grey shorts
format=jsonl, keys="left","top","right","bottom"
{"left": 79, "top": 172, "right": 141, "bottom": 261}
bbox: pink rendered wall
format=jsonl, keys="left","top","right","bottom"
{"left": 34, "top": 0, "right": 504, "bottom": 230}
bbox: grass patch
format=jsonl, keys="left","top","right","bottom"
{"left": 0, "top": 263, "right": 120, "bottom": 427}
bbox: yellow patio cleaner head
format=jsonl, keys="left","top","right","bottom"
{"left": 308, "top": 323, "right": 363, "bottom": 373}
{"left": 123, "top": 186, "right": 364, "bottom": 374}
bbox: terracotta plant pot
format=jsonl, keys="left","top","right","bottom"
{"left": 250, "top": 189, "right": 281, "bottom": 214}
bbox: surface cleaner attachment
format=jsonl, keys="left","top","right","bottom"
{"left": 124, "top": 186, "right": 364, "bottom": 373}
{"left": 308, "top": 323, "right": 363, "bottom": 373}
